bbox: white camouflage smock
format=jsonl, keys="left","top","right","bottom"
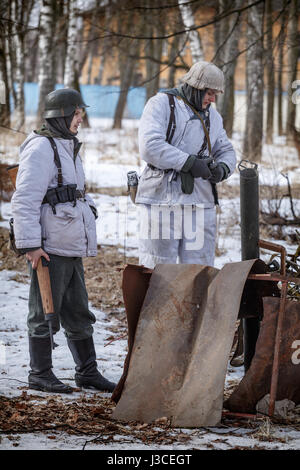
{"left": 136, "top": 92, "right": 237, "bottom": 268}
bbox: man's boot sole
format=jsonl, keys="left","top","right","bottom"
{"left": 29, "top": 382, "right": 73, "bottom": 394}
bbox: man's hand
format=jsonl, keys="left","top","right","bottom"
{"left": 208, "top": 163, "right": 227, "bottom": 184}
{"left": 26, "top": 248, "right": 50, "bottom": 270}
{"left": 190, "top": 157, "right": 213, "bottom": 180}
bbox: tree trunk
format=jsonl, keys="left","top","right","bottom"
{"left": 178, "top": 0, "right": 204, "bottom": 63}
{"left": 37, "top": 0, "right": 57, "bottom": 126}
{"left": 286, "top": 0, "right": 298, "bottom": 144}
{"left": 168, "top": 35, "right": 180, "bottom": 88}
{"left": 95, "top": 1, "right": 112, "bottom": 85}
{"left": 243, "top": 0, "right": 264, "bottom": 162}
{"left": 10, "top": 0, "right": 34, "bottom": 130}
{"left": 216, "top": 0, "right": 243, "bottom": 138}
{"left": 64, "top": 0, "right": 79, "bottom": 89}
{"left": 277, "top": 11, "right": 288, "bottom": 137}
{"left": 55, "top": 0, "right": 69, "bottom": 84}
{"left": 265, "top": 0, "right": 275, "bottom": 144}
{"left": 214, "top": 0, "right": 230, "bottom": 68}
{"left": 112, "top": 7, "right": 141, "bottom": 129}
{"left": 11, "top": 0, "right": 26, "bottom": 129}
{"left": 0, "top": 2, "right": 11, "bottom": 127}
{"left": 113, "top": 37, "right": 140, "bottom": 129}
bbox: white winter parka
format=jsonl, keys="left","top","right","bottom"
{"left": 135, "top": 92, "right": 237, "bottom": 208}
{"left": 11, "top": 132, "right": 97, "bottom": 257}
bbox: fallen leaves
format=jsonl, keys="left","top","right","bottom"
{"left": 0, "top": 392, "right": 186, "bottom": 446}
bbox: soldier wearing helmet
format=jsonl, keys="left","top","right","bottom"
{"left": 136, "top": 61, "right": 237, "bottom": 268}
{"left": 11, "top": 88, "right": 116, "bottom": 394}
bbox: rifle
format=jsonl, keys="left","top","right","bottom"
{"left": 6, "top": 165, "right": 58, "bottom": 349}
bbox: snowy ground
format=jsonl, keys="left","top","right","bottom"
{"left": 0, "top": 118, "right": 299, "bottom": 451}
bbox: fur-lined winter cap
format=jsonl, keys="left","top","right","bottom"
{"left": 180, "top": 61, "right": 224, "bottom": 93}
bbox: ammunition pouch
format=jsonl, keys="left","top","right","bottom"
{"left": 42, "top": 184, "right": 85, "bottom": 214}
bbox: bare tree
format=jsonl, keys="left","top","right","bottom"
{"left": 94, "top": 1, "right": 112, "bottom": 85}
{"left": 0, "top": 1, "right": 11, "bottom": 127}
{"left": 37, "top": 0, "right": 58, "bottom": 126}
{"left": 215, "top": 0, "right": 243, "bottom": 138}
{"left": 112, "top": 5, "right": 142, "bottom": 129}
{"left": 286, "top": 0, "right": 299, "bottom": 144}
{"left": 277, "top": 9, "right": 288, "bottom": 137}
{"left": 265, "top": 0, "right": 275, "bottom": 144}
{"left": 144, "top": 0, "right": 165, "bottom": 101}
{"left": 178, "top": 0, "right": 204, "bottom": 63}
{"left": 64, "top": 0, "right": 80, "bottom": 89}
{"left": 11, "top": 0, "right": 34, "bottom": 129}
{"left": 243, "top": 0, "right": 264, "bottom": 162}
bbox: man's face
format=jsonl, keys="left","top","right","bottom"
{"left": 202, "top": 89, "right": 218, "bottom": 109}
{"left": 69, "top": 108, "right": 84, "bottom": 133}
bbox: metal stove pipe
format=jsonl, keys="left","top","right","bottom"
{"left": 238, "top": 160, "right": 260, "bottom": 372}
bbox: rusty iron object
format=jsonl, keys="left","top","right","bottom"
{"left": 224, "top": 296, "right": 300, "bottom": 415}
{"left": 113, "top": 240, "right": 298, "bottom": 423}
{"left": 258, "top": 239, "right": 286, "bottom": 276}
{"left": 225, "top": 240, "right": 299, "bottom": 419}
{"left": 112, "top": 259, "right": 283, "bottom": 427}
{"left": 111, "top": 264, "right": 152, "bottom": 403}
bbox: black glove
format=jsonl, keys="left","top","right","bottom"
{"left": 208, "top": 163, "right": 229, "bottom": 184}
{"left": 190, "top": 156, "right": 213, "bottom": 180}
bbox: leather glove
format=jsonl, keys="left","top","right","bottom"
{"left": 190, "top": 156, "right": 213, "bottom": 180}
{"left": 208, "top": 163, "right": 229, "bottom": 184}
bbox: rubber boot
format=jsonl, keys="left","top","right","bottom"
{"left": 67, "top": 337, "right": 116, "bottom": 392}
{"left": 28, "top": 336, "right": 73, "bottom": 393}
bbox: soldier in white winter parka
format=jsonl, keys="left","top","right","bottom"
{"left": 136, "top": 61, "right": 237, "bottom": 268}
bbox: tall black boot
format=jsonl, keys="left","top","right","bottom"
{"left": 28, "top": 336, "right": 73, "bottom": 393}
{"left": 67, "top": 337, "right": 116, "bottom": 392}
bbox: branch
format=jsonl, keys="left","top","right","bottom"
{"left": 81, "top": 0, "right": 265, "bottom": 43}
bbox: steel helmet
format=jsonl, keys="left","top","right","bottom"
{"left": 43, "top": 88, "right": 89, "bottom": 118}
{"left": 180, "top": 61, "right": 224, "bottom": 93}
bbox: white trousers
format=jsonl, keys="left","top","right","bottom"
{"left": 138, "top": 204, "right": 217, "bottom": 269}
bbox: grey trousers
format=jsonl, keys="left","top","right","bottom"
{"left": 27, "top": 254, "right": 96, "bottom": 340}
{"left": 139, "top": 204, "right": 217, "bottom": 268}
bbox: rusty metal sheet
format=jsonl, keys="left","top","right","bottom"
{"left": 224, "top": 297, "right": 300, "bottom": 413}
{"left": 113, "top": 259, "right": 270, "bottom": 427}
{"left": 112, "top": 264, "right": 151, "bottom": 403}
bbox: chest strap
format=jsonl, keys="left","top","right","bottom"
{"left": 46, "top": 136, "right": 63, "bottom": 186}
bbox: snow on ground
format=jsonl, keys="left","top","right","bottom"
{"left": 0, "top": 118, "right": 299, "bottom": 450}
{"left": 1, "top": 269, "right": 300, "bottom": 451}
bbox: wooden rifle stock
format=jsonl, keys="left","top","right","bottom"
{"left": 6, "top": 163, "right": 58, "bottom": 349}
{"left": 6, "top": 164, "right": 19, "bottom": 190}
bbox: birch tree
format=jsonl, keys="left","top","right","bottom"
{"left": 64, "top": 0, "right": 80, "bottom": 89}
{"left": 37, "top": 0, "right": 57, "bottom": 125}
{"left": 178, "top": 0, "right": 204, "bottom": 63}
{"left": 243, "top": 0, "right": 264, "bottom": 162}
